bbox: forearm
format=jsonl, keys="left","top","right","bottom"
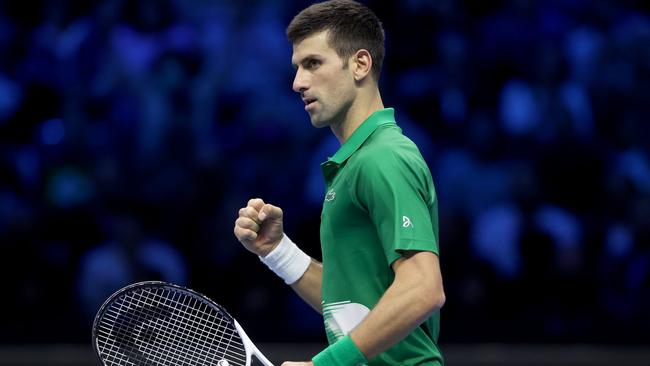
{"left": 290, "top": 259, "right": 323, "bottom": 313}
{"left": 256, "top": 232, "right": 323, "bottom": 313}
{"left": 349, "top": 275, "right": 444, "bottom": 359}
{"left": 338, "top": 251, "right": 445, "bottom": 361}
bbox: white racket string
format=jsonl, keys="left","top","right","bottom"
{"left": 101, "top": 292, "right": 230, "bottom": 365}
{"left": 99, "top": 288, "right": 246, "bottom": 365}
{"left": 95, "top": 285, "right": 249, "bottom": 366}
{"left": 124, "top": 289, "right": 245, "bottom": 364}
{"left": 100, "top": 295, "right": 216, "bottom": 365}
{"left": 143, "top": 288, "right": 247, "bottom": 362}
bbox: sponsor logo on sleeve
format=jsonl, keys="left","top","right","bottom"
{"left": 325, "top": 189, "right": 336, "bottom": 202}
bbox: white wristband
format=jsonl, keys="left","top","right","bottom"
{"left": 259, "top": 233, "right": 311, "bottom": 285}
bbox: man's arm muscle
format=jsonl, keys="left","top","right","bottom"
{"left": 349, "top": 250, "right": 445, "bottom": 360}
{"left": 290, "top": 259, "right": 323, "bottom": 314}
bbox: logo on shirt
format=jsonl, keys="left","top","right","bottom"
{"left": 325, "top": 189, "right": 336, "bottom": 202}
{"left": 402, "top": 216, "right": 413, "bottom": 228}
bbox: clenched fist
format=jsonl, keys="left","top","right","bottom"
{"left": 234, "top": 198, "right": 284, "bottom": 257}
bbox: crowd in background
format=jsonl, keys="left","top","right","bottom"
{"left": 0, "top": 0, "right": 649, "bottom": 344}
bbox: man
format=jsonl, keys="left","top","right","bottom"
{"left": 234, "top": 1, "right": 445, "bottom": 365}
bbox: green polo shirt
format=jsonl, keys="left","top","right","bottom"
{"left": 319, "top": 108, "right": 443, "bottom": 365}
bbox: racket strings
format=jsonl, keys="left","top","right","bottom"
{"left": 99, "top": 288, "right": 246, "bottom": 366}
{"left": 108, "top": 292, "right": 236, "bottom": 365}
{"left": 100, "top": 293, "right": 216, "bottom": 365}
{"left": 99, "top": 293, "right": 228, "bottom": 366}
{"left": 141, "top": 290, "right": 245, "bottom": 363}
{"left": 96, "top": 287, "right": 248, "bottom": 366}
{"left": 106, "top": 289, "right": 246, "bottom": 365}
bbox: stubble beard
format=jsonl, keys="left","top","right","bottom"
{"left": 309, "top": 110, "right": 328, "bottom": 128}
{"left": 312, "top": 98, "right": 354, "bottom": 131}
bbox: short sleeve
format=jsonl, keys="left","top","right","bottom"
{"left": 353, "top": 148, "right": 439, "bottom": 265}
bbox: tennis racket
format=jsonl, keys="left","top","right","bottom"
{"left": 92, "top": 281, "right": 274, "bottom": 366}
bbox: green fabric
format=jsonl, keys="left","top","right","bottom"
{"left": 319, "top": 108, "right": 443, "bottom": 365}
{"left": 312, "top": 335, "right": 368, "bottom": 366}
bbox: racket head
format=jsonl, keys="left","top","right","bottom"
{"left": 92, "top": 281, "right": 251, "bottom": 366}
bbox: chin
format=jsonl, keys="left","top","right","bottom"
{"left": 309, "top": 115, "right": 330, "bottom": 129}
{"left": 310, "top": 121, "right": 329, "bottom": 129}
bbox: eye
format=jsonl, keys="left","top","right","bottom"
{"left": 305, "top": 58, "right": 321, "bottom": 70}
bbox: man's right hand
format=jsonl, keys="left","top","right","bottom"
{"left": 234, "top": 198, "right": 284, "bottom": 257}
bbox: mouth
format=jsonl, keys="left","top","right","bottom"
{"left": 303, "top": 97, "right": 317, "bottom": 111}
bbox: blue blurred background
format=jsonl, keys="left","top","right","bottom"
{"left": 1, "top": 0, "right": 649, "bottom": 349}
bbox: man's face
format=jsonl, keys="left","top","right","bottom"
{"left": 291, "top": 31, "right": 356, "bottom": 128}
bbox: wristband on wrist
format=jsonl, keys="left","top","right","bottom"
{"left": 312, "top": 335, "right": 368, "bottom": 366}
{"left": 258, "top": 233, "right": 311, "bottom": 284}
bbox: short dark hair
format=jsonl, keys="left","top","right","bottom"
{"left": 287, "top": 0, "right": 385, "bottom": 81}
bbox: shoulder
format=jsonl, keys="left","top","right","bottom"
{"left": 353, "top": 125, "right": 428, "bottom": 174}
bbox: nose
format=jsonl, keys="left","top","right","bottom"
{"left": 292, "top": 68, "right": 309, "bottom": 93}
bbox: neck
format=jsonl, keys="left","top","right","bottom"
{"left": 331, "top": 87, "right": 384, "bottom": 144}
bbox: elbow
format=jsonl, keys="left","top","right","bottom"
{"left": 410, "top": 287, "right": 446, "bottom": 317}
{"left": 429, "top": 287, "right": 445, "bottom": 312}
{"left": 435, "top": 289, "right": 446, "bottom": 310}
{"left": 417, "top": 284, "right": 445, "bottom": 314}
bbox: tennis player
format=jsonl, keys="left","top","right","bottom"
{"left": 234, "top": 1, "right": 445, "bottom": 365}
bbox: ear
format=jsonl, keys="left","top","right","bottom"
{"left": 351, "top": 49, "right": 373, "bottom": 82}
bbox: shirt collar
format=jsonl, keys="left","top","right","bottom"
{"left": 329, "top": 108, "right": 396, "bottom": 164}
{"left": 321, "top": 108, "right": 395, "bottom": 181}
